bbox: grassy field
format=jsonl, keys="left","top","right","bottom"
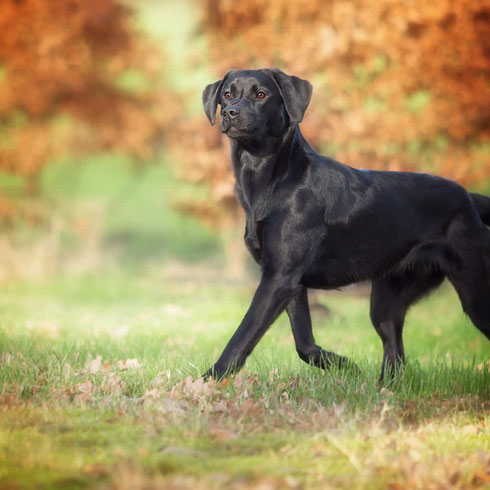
{"left": 0, "top": 270, "right": 488, "bottom": 489}
{"left": 1, "top": 1, "right": 488, "bottom": 488}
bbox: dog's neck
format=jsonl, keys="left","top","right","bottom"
{"left": 230, "top": 124, "right": 310, "bottom": 177}
{"left": 229, "top": 125, "right": 313, "bottom": 218}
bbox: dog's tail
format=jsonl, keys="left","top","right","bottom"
{"left": 470, "top": 192, "right": 490, "bottom": 226}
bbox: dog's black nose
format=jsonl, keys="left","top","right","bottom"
{"left": 222, "top": 106, "right": 240, "bottom": 119}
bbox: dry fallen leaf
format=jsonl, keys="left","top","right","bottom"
{"left": 213, "top": 399, "right": 229, "bottom": 412}
{"left": 99, "top": 375, "right": 125, "bottom": 395}
{"left": 209, "top": 427, "right": 237, "bottom": 441}
{"left": 143, "top": 388, "right": 159, "bottom": 400}
{"left": 472, "top": 471, "right": 490, "bottom": 485}
{"left": 117, "top": 358, "right": 141, "bottom": 370}
{"left": 101, "top": 361, "right": 113, "bottom": 372}
{"left": 1, "top": 353, "right": 15, "bottom": 365}
{"left": 75, "top": 380, "right": 94, "bottom": 402}
{"left": 268, "top": 367, "right": 278, "bottom": 383}
{"left": 86, "top": 355, "right": 102, "bottom": 374}
{"left": 83, "top": 463, "right": 109, "bottom": 477}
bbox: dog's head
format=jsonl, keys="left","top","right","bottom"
{"left": 202, "top": 69, "right": 312, "bottom": 142}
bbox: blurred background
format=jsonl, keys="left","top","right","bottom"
{"left": 0, "top": 0, "right": 489, "bottom": 283}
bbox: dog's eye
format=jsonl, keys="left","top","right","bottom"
{"left": 256, "top": 91, "right": 266, "bottom": 99}
{"left": 223, "top": 91, "right": 232, "bottom": 100}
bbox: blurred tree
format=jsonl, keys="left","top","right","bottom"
{"left": 171, "top": 0, "right": 490, "bottom": 251}
{"left": 0, "top": 0, "right": 178, "bottom": 224}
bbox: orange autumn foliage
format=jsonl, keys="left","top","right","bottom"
{"left": 172, "top": 0, "right": 490, "bottom": 228}
{"left": 0, "top": 0, "right": 177, "bottom": 223}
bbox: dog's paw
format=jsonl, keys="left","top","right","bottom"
{"left": 337, "top": 356, "right": 362, "bottom": 375}
{"left": 201, "top": 368, "right": 214, "bottom": 380}
{"left": 319, "top": 350, "right": 361, "bottom": 375}
{"left": 201, "top": 365, "right": 228, "bottom": 381}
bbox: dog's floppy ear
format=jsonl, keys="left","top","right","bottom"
{"left": 202, "top": 70, "right": 235, "bottom": 125}
{"left": 202, "top": 79, "right": 224, "bottom": 126}
{"left": 268, "top": 69, "right": 312, "bottom": 123}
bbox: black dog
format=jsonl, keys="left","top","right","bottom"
{"left": 202, "top": 68, "right": 490, "bottom": 382}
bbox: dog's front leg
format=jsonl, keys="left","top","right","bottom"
{"left": 203, "top": 272, "right": 300, "bottom": 380}
{"left": 286, "top": 287, "right": 359, "bottom": 372}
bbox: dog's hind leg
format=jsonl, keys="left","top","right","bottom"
{"left": 445, "top": 246, "right": 490, "bottom": 340}
{"left": 286, "top": 287, "right": 359, "bottom": 372}
{"left": 370, "top": 269, "right": 445, "bottom": 382}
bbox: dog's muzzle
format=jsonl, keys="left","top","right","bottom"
{"left": 221, "top": 106, "right": 241, "bottom": 120}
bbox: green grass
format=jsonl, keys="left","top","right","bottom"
{"left": 0, "top": 271, "right": 488, "bottom": 489}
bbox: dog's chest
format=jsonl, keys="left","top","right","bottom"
{"left": 240, "top": 194, "right": 269, "bottom": 252}
{"left": 237, "top": 166, "right": 273, "bottom": 219}
{"left": 236, "top": 166, "right": 274, "bottom": 253}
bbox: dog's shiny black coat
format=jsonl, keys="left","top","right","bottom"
{"left": 202, "top": 68, "right": 490, "bottom": 381}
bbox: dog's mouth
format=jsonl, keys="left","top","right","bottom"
{"left": 224, "top": 126, "right": 252, "bottom": 137}
{"left": 221, "top": 120, "right": 255, "bottom": 138}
